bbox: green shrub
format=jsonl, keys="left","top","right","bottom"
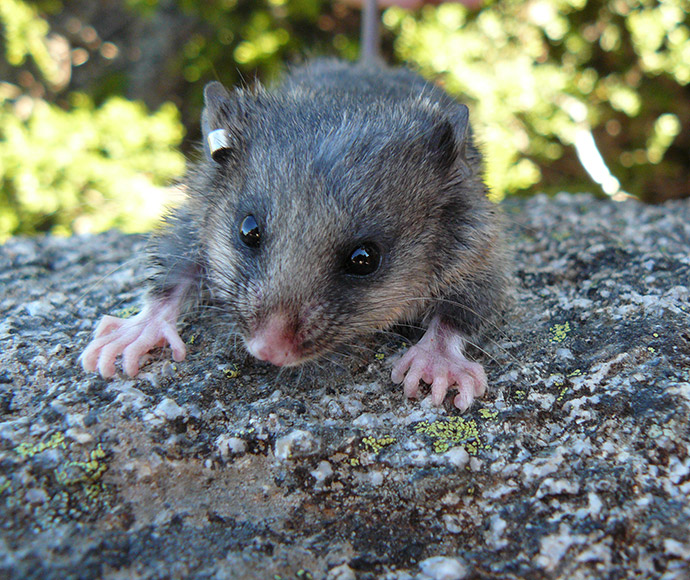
{"left": 387, "top": 0, "right": 689, "bottom": 201}
{"left": 0, "top": 0, "right": 184, "bottom": 241}
{"left": 0, "top": 91, "right": 184, "bottom": 239}
{"left": 1, "top": 0, "right": 688, "bottom": 241}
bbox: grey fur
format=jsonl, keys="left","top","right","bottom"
{"left": 146, "top": 58, "right": 508, "bottom": 361}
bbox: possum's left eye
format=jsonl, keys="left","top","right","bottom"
{"left": 240, "top": 215, "right": 261, "bottom": 248}
{"left": 344, "top": 243, "right": 381, "bottom": 276}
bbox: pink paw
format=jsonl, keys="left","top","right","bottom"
{"left": 391, "top": 318, "right": 487, "bottom": 411}
{"left": 80, "top": 300, "right": 185, "bottom": 378}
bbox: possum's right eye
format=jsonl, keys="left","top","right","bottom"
{"left": 240, "top": 215, "right": 261, "bottom": 248}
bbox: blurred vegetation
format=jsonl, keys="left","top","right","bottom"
{"left": 0, "top": 0, "right": 688, "bottom": 241}
{"left": 387, "top": 0, "right": 689, "bottom": 201}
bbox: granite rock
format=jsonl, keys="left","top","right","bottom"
{"left": 1, "top": 193, "right": 689, "bottom": 579}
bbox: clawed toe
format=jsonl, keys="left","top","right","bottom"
{"left": 392, "top": 347, "right": 487, "bottom": 410}
{"left": 390, "top": 318, "right": 489, "bottom": 411}
{"left": 81, "top": 298, "right": 186, "bottom": 378}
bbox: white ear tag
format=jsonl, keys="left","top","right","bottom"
{"left": 208, "top": 129, "right": 231, "bottom": 162}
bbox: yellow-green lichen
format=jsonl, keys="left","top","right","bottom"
{"left": 568, "top": 369, "right": 582, "bottom": 377}
{"left": 15, "top": 432, "right": 66, "bottom": 459}
{"left": 552, "top": 231, "right": 572, "bottom": 241}
{"left": 414, "top": 417, "right": 486, "bottom": 455}
{"left": 10, "top": 436, "right": 113, "bottom": 523}
{"left": 224, "top": 363, "right": 240, "bottom": 379}
{"left": 551, "top": 376, "right": 569, "bottom": 402}
{"left": 478, "top": 409, "right": 498, "bottom": 420}
{"left": 55, "top": 444, "right": 108, "bottom": 486}
{"left": 375, "top": 353, "right": 385, "bottom": 361}
{"left": 272, "top": 572, "right": 314, "bottom": 580}
{"left": 361, "top": 435, "right": 396, "bottom": 454}
{"left": 549, "top": 322, "right": 572, "bottom": 343}
{"left": 114, "top": 305, "right": 140, "bottom": 318}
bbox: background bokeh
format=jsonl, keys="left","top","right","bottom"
{"left": 1, "top": 0, "right": 688, "bottom": 241}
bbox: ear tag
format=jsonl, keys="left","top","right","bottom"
{"left": 208, "top": 129, "right": 231, "bottom": 162}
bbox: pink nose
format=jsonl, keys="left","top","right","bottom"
{"left": 246, "top": 335, "right": 294, "bottom": 366}
{"left": 245, "top": 315, "right": 301, "bottom": 367}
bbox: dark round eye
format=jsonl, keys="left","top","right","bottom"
{"left": 240, "top": 215, "right": 261, "bottom": 248}
{"left": 345, "top": 243, "right": 381, "bottom": 276}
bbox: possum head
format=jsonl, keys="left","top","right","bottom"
{"left": 199, "top": 79, "right": 486, "bottom": 367}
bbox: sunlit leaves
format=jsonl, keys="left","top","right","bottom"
{"left": 0, "top": 94, "right": 184, "bottom": 240}
{"left": 387, "top": 0, "right": 689, "bottom": 199}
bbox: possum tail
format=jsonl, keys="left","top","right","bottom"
{"left": 360, "top": 0, "right": 381, "bottom": 64}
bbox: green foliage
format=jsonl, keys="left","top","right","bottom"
{"left": 0, "top": 0, "right": 185, "bottom": 240}
{"left": 0, "top": 0, "right": 61, "bottom": 85}
{"left": 123, "top": 0, "right": 339, "bottom": 120}
{"left": 0, "top": 91, "right": 184, "bottom": 239}
{"left": 387, "top": 0, "right": 689, "bottom": 200}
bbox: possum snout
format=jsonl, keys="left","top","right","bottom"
{"left": 245, "top": 312, "right": 305, "bottom": 366}
{"left": 244, "top": 301, "right": 330, "bottom": 366}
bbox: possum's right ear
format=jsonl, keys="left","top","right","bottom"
{"left": 201, "top": 81, "right": 243, "bottom": 164}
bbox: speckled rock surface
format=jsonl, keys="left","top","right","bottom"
{"left": 1, "top": 193, "right": 689, "bottom": 580}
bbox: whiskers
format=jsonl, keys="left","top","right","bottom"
{"left": 322, "top": 293, "right": 520, "bottom": 364}
{"left": 204, "top": 289, "right": 519, "bottom": 375}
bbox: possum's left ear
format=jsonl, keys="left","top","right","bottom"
{"left": 429, "top": 104, "right": 472, "bottom": 177}
{"left": 201, "top": 81, "right": 243, "bottom": 164}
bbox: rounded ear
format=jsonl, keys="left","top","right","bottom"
{"left": 204, "top": 81, "right": 231, "bottom": 112}
{"left": 429, "top": 120, "right": 457, "bottom": 173}
{"left": 452, "top": 104, "right": 473, "bottom": 177}
{"left": 433, "top": 104, "right": 475, "bottom": 177}
{"left": 451, "top": 103, "right": 470, "bottom": 139}
{"left": 201, "top": 81, "right": 242, "bottom": 164}
{"left": 428, "top": 104, "right": 472, "bottom": 176}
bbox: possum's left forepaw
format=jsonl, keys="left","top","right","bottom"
{"left": 391, "top": 317, "right": 487, "bottom": 411}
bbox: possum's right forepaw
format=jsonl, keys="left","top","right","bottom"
{"left": 80, "top": 302, "right": 186, "bottom": 378}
